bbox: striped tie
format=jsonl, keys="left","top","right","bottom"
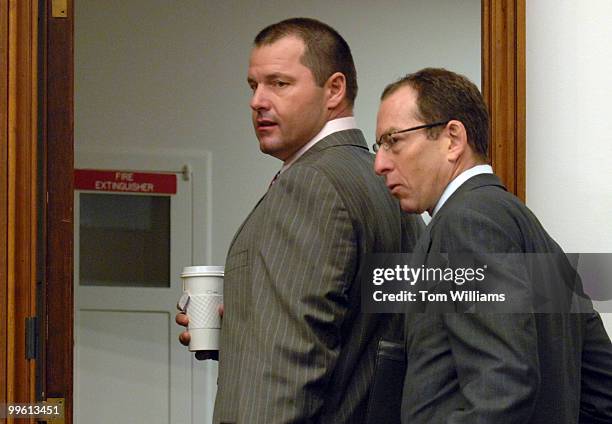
{"left": 268, "top": 170, "right": 281, "bottom": 189}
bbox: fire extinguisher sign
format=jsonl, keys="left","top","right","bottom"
{"left": 74, "top": 169, "right": 177, "bottom": 194}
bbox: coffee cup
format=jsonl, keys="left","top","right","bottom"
{"left": 180, "top": 265, "right": 224, "bottom": 351}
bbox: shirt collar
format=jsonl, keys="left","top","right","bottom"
{"left": 280, "top": 117, "right": 357, "bottom": 173}
{"left": 431, "top": 164, "right": 493, "bottom": 217}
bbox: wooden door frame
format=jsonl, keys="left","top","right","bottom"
{"left": 1, "top": 2, "right": 39, "bottom": 424}
{"left": 482, "top": 0, "right": 526, "bottom": 201}
{"left": 1, "top": 1, "right": 525, "bottom": 423}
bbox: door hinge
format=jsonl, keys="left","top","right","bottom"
{"left": 25, "top": 316, "right": 38, "bottom": 360}
{"left": 51, "top": 0, "right": 68, "bottom": 18}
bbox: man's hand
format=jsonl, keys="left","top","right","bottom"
{"left": 175, "top": 304, "right": 224, "bottom": 361}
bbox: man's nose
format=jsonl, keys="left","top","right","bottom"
{"left": 250, "top": 86, "right": 269, "bottom": 111}
{"left": 374, "top": 149, "right": 392, "bottom": 176}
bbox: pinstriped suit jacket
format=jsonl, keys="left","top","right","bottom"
{"left": 213, "top": 129, "right": 423, "bottom": 424}
{"left": 401, "top": 174, "right": 612, "bottom": 423}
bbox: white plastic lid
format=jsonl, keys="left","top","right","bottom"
{"left": 181, "top": 265, "right": 224, "bottom": 277}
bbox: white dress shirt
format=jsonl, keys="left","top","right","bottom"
{"left": 279, "top": 117, "right": 358, "bottom": 174}
{"left": 431, "top": 164, "right": 494, "bottom": 217}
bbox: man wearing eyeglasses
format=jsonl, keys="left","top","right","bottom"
{"left": 374, "top": 67, "right": 612, "bottom": 423}
{"left": 177, "top": 18, "right": 423, "bottom": 423}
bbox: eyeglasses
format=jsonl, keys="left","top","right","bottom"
{"left": 373, "top": 120, "right": 450, "bottom": 152}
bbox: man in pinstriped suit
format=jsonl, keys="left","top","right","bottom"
{"left": 178, "top": 18, "right": 423, "bottom": 423}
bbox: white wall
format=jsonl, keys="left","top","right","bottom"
{"left": 75, "top": 0, "right": 481, "bottom": 265}
{"left": 526, "top": 0, "right": 612, "bottom": 334}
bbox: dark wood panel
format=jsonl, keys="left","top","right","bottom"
{"left": 37, "top": 0, "right": 49, "bottom": 404}
{"left": 0, "top": 0, "right": 9, "bottom": 405}
{"left": 13, "top": 0, "right": 38, "bottom": 408}
{"left": 44, "top": 0, "right": 74, "bottom": 421}
{"left": 515, "top": 0, "right": 526, "bottom": 201}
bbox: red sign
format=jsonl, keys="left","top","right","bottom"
{"left": 74, "top": 169, "right": 177, "bottom": 194}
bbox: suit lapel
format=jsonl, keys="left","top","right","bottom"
{"left": 227, "top": 192, "right": 267, "bottom": 252}
{"left": 300, "top": 128, "right": 369, "bottom": 159}
{"left": 430, "top": 173, "right": 507, "bottom": 226}
{"left": 227, "top": 129, "right": 368, "bottom": 254}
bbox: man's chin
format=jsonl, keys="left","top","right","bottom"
{"left": 257, "top": 136, "right": 275, "bottom": 152}
{"left": 258, "top": 140, "right": 276, "bottom": 154}
{"left": 258, "top": 141, "right": 288, "bottom": 161}
{"left": 399, "top": 198, "right": 423, "bottom": 215}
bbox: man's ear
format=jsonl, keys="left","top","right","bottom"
{"left": 446, "top": 120, "right": 469, "bottom": 162}
{"left": 325, "top": 72, "right": 347, "bottom": 109}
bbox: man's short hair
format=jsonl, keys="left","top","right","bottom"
{"left": 382, "top": 68, "right": 489, "bottom": 159}
{"left": 254, "top": 17, "right": 358, "bottom": 106}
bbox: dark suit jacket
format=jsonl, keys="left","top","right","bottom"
{"left": 213, "top": 129, "right": 423, "bottom": 424}
{"left": 401, "top": 173, "right": 612, "bottom": 424}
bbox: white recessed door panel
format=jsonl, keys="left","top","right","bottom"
{"left": 74, "top": 148, "right": 216, "bottom": 424}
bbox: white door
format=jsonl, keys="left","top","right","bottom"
{"left": 74, "top": 148, "right": 217, "bottom": 423}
